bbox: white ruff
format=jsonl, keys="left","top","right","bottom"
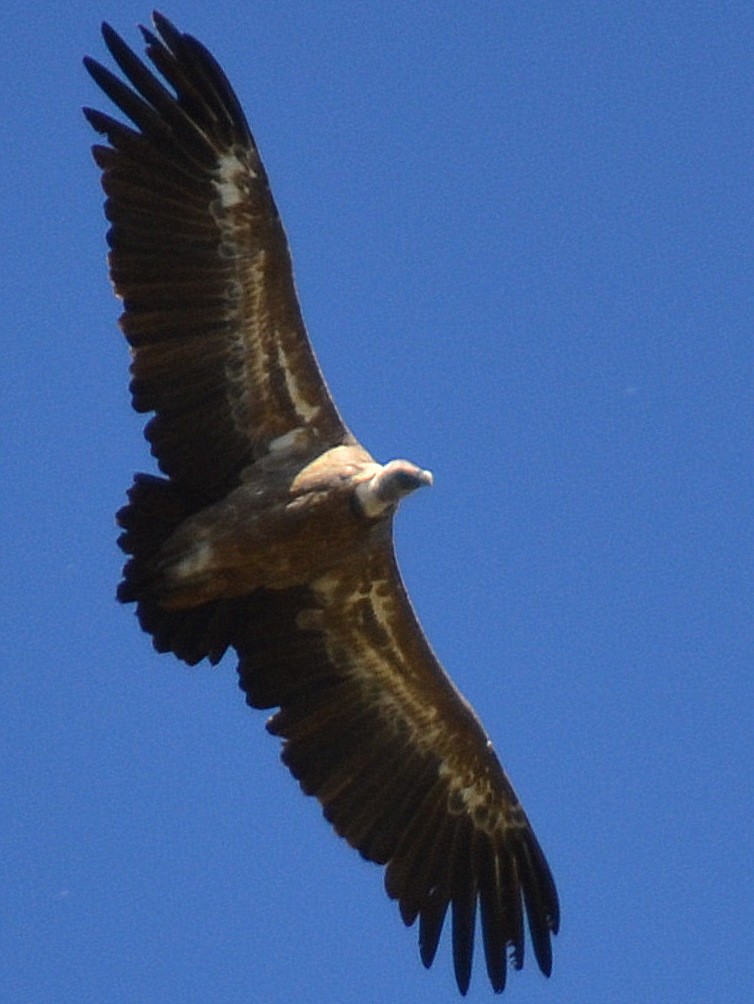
{"left": 355, "top": 473, "right": 391, "bottom": 517}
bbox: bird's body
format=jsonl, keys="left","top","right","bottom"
{"left": 85, "top": 12, "right": 559, "bottom": 995}
{"left": 137, "top": 443, "right": 384, "bottom": 606}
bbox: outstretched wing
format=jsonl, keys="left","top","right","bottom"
{"left": 233, "top": 526, "right": 559, "bottom": 996}
{"left": 84, "top": 13, "right": 350, "bottom": 499}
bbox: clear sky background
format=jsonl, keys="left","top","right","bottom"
{"left": 2, "top": 2, "right": 752, "bottom": 1002}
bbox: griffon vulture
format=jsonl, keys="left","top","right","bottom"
{"left": 84, "top": 12, "right": 559, "bottom": 994}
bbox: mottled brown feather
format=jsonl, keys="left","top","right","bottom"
{"left": 232, "top": 534, "right": 559, "bottom": 994}
{"left": 85, "top": 17, "right": 350, "bottom": 498}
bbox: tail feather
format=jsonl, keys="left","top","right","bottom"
{"left": 117, "top": 473, "right": 242, "bottom": 665}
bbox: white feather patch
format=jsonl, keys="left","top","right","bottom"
{"left": 173, "top": 540, "right": 214, "bottom": 580}
{"left": 268, "top": 427, "right": 308, "bottom": 453}
{"left": 275, "top": 341, "right": 321, "bottom": 425}
{"left": 213, "top": 151, "right": 252, "bottom": 208}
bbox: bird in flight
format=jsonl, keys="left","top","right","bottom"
{"left": 84, "top": 12, "right": 559, "bottom": 995}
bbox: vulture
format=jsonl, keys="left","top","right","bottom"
{"left": 84, "top": 12, "right": 559, "bottom": 995}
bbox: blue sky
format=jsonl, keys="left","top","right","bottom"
{"left": 2, "top": 2, "right": 752, "bottom": 1001}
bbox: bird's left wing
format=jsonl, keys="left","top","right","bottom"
{"left": 232, "top": 526, "right": 559, "bottom": 995}
{"left": 84, "top": 13, "right": 350, "bottom": 499}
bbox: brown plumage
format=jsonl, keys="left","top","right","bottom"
{"left": 84, "top": 12, "right": 559, "bottom": 995}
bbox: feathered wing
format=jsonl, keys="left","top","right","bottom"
{"left": 84, "top": 14, "right": 350, "bottom": 500}
{"left": 233, "top": 526, "right": 559, "bottom": 995}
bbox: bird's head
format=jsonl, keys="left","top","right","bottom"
{"left": 355, "top": 459, "right": 433, "bottom": 518}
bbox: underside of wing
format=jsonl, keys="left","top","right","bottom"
{"left": 232, "top": 528, "right": 559, "bottom": 995}
{"left": 84, "top": 13, "right": 350, "bottom": 499}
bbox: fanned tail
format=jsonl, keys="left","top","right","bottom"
{"left": 117, "top": 473, "right": 242, "bottom": 665}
